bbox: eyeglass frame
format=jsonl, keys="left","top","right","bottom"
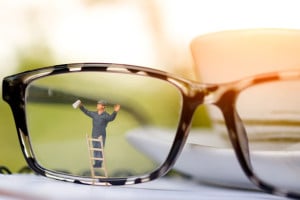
{"left": 2, "top": 63, "right": 300, "bottom": 198}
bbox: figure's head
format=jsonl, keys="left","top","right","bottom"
{"left": 97, "top": 100, "right": 106, "bottom": 111}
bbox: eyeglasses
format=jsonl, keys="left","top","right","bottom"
{"left": 3, "top": 63, "right": 300, "bottom": 198}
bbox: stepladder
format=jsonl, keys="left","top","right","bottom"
{"left": 86, "top": 134, "right": 108, "bottom": 183}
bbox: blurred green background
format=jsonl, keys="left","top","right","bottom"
{"left": 0, "top": 0, "right": 200, "bottom": 172}
{"left": 1, "top": 0, "right": 299, "bottom": 173}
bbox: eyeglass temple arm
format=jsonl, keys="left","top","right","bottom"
{"left": 26, "top": 85, "right": 149, "bottom": 124}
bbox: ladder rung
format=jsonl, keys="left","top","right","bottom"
{"left": 90, "top": 157, "right": 104, "bottom": 161}
{"left": 87, "top": 138, "right": 103, "bottom": 142}
{"left": 89, "top": 148, "right": 103, "bottom": 151}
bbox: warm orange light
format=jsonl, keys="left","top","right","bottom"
{"left": 191, "top": 29, "right": 300, "bottom": 83}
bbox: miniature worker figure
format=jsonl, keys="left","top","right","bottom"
{"left": 78, "top": 100, "right": 121, "bottom": 168}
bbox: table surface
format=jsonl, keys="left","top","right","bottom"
{"left": 0, "top": 174, "right": 286, "bottom": 200}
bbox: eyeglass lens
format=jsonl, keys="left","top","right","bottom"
{"left": 25, "top": 72, "right": 182, "bottom": 179}
{"left": 235, "top": 80, "right": 300, "bottom": 193}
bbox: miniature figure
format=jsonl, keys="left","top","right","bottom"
{"left": 74, "top": 100, "right": 120, "bottom": 168}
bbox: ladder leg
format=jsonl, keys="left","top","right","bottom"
{"left": 86, "top": 134, "right": 95, "bottom": 183}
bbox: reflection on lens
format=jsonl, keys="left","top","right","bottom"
{"left": 237, "top": 80, "right": 300, "bottom": 192}
{"left": 25, "top": 72, "right": 181, "bottom": 182}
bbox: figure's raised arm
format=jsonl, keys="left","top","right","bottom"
{"left": 76, "top": 101, "right": 93, "bottom": 118}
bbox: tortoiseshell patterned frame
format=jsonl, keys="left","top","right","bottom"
{"left": 2, "top": 63, "right": 300, "bottom": 198}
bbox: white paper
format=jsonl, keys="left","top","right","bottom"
{"left": 72, "top": 100, "right": 81, "bottom": 109}
{"left": 126, "top": 127, "right": 300, "bottom": 191}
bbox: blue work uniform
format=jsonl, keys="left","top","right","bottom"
{"left": 80, "top": 105, "right": 117, "bottom": 167}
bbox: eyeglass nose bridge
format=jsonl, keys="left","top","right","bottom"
{"left": 181, "top": 82, "right": 219, "bottom": 107}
